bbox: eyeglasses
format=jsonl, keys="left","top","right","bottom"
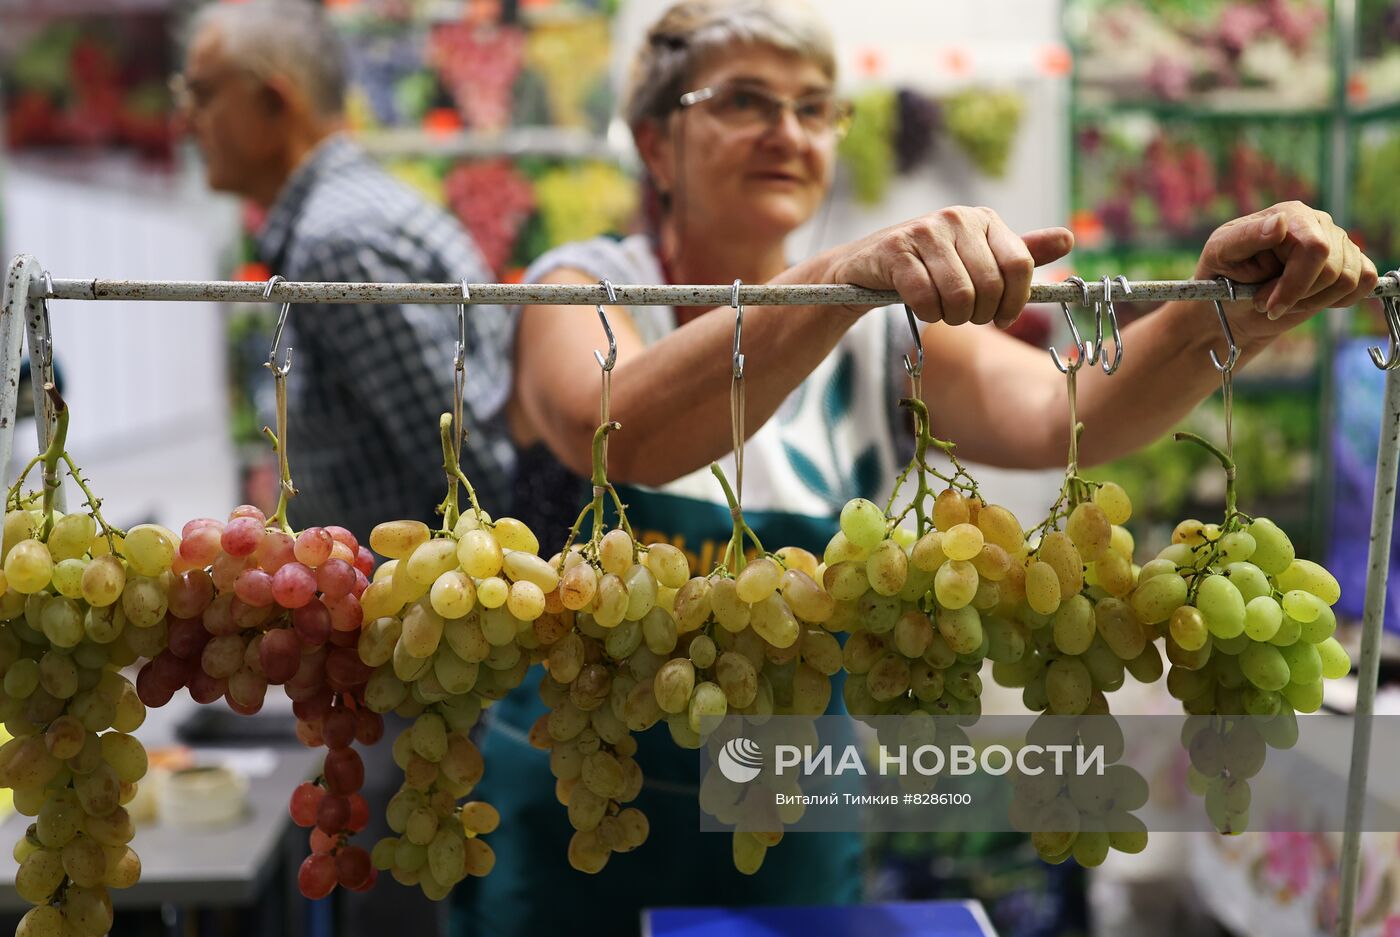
{"left": 678, "top": 83, "right": 854, "bottom": 139}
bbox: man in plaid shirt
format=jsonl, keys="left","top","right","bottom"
{"left": 178, "top": 1, "right": 513, "bottom": 543}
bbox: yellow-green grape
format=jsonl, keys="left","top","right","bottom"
{"left": 1243, "top": 596, "right": 1283, "bottom": 642}
{"left": 1067, "top": 502, "right": 1112, "bottom": 562}
{"left": 1318, "top": 637, "right": 1351, "bottom": 679}
{"left": 1092, "top": 550, "right": 1134, "bottom": 599}
{"left": 972, "top": 543, "right": 1011, "bottom": 582}
{"left": 406, "top": 539, "right": 459, "bottom": 587}
{"left": 100, "top": 733, "right": 147, "bottom": 784}
{"left": 359, "top": 616, "right": 403, "bottom": 668}
{"left": 427, "top": 827, "right": 467, "bottom": 887}
{"left": 1125, "top": 643, "right": 1164, "bottom": 684}
{"left": 732, "top": 830, "right": 767, "bottom": 875}
{"left": 910, "top": 531, "right": 947, "bottom": 573}
{"left": 645, "top": 543, "right": 690, "bottom": 590}
{"left": 1039, "top": 532, "right": 1083, "bottom": 598}
{"left": 932, "top": 489, "right": 969, "bottom": 532}
{"left": 934, "top": 560, "right": 978, "bottom": 610}
{"left": 102, "top": 844, "right": 140, "bottom": 889}
{"left": 37, "top": 792, "right": 82, "bottom": 848}
{"left": 1156, "top": 543, "right": 1194, "bottom": 568}
{"left": 491, "top": 517, "right": 538, "bottom": 554}
{"left": 1281, "top": 590, "right": 1325, "bottom": 624}
{"left": 673, "top": 577, "right": 712, "bottom": 633}
{"left": 1093, "top": 482, "right": 1132, "bottom": 525}
{"left": 593, "top": 574, "right": 629, "bottom": 628}
{"left": 1281, "top": 678, "right": 1323, "bottom": 714}
{"left": 709, "top": 577, "right": 749, "bottom": 632}
{"left": 401, "top": 603, "right": 446, "bottom": 659}
{"left": 434, "top": 646, "right": 478, "bottom": 694}
{"left": 598, "top": 530, "right": 634, "bottom": 577}
{"left": 38, "top": 650, "right": 78, "bottom": 699}
{"left": 503, "top": 551, "right": 559, "bottom": 593}
{"left": 411, "top": 713, "right": 449, "bottom": 763}
{"left": 750, "top": 595, "right": 799, "bottom": 649}
{"left": 1109, "top": 524, "right": 1134, "bottom": 558}
{"left": 371, "top": 519, "right": 431, "bottom": 560}
{"left": 620, "top": 564, "right": 657, "bottom": 621}
{"left": 560, "top": 563, "right": 598, "bottom": 612}
{"left": 457, "top": 530, "right": 503, "bottom": 579}
{"left": 1224, "top": 562, "right": 1271, "bottom": 604}
{"left": 936, "top": 605, "right": 983, "bottom": 655}
{"left": 716, "top": 651, "right": 758, "bottom": 708}
{"left": 865, "top": 540, "right": 907, "bottom": 597}
{"left": 506, "top": 580, "right": 546, "bottom": 621}
{"left": 1172, "top": 519, "right": 1207, "bottom": 547}
{"left": 1246, "top": 517, "right": 1295, "bottom": 576}
{"left": 822, "top": 563, "right": 869, "bottom": 605}
{"left": 60, "top": 833, "right": 106, "bottom": 888}
{"left": 429, "top": 570, "right": 476, "bottom": 620}
{"left": 41, "top": 600, "right": 83, "bottom": 649}
{"left": 689, "top": 634, "right": 717, "bottom": 670}
{"left": 1052, "top": 594, "right": 1095, "bottom": 656}
{"left": 1218, "top": 531, "right": 1256, "bottom": 564}
{"left": 654, "top": 659, "right": 695, "bottom": 714}
{"left": 782, "top": 570, "right": 833, "bottom": 624}
{"left": 865, "top": 653, "right": 910, "bottom": 701}
{"left": 1025, "top": 561, "right": 1061, "bottom": 616}
{"left": 460, "top": 801, "right": 500, "bottom": 836}
{"left": 893, "top": 609, "right": 934, "bottom": 659}
{"left": 823, "top": 531, "right": 868, "bottom": 566}
{"left": 1045, "top": 657, "right": 1092, "bottom": 714}
{"left": 839, "top": 498, "right": 887, "bottom": 551}
{"left": 124, "top": 524, "right": 175, "bottom": 577}
{"left": 688, "top": 681, "right": 727, "bottom": 734}
{"left": 641, "top": 606, "right": 678, "bottom": 656}
{"left": 1170, "top": 605, "right": 1209, "bottom": 652}
{"left": 50, "top": 558, "right": 87, "bottom": 600}
{"left": 17, "top": 904, "right": 65, "bottom": 937}
{"left": 735, "top": 557, "right": 782, "bottom": 605}
{"left": 1130, "top": 572, "right": 1187, "bottom": 625}
{"left": 15, "top": 847, "right": 64, "bottom": 902}
{"left": 1276, "top": 560, "right": 1341, "bottom": 606}
{"left": 476, "top": 576, "right": 509, "bottom": 611}
{"left": 1197, "top": 575, "right": 1246, "bottom": 638}
{"left": 976, "top": 504, "right": 1023, "bottom": 553}
{"left": 942, "top": 524, "right": 984, "bottom": 563}
{"left": 1094, "top": 597, "right": 1146, "bottom": 661}
{"left": 120, "top": 576, "right": 167, "bottom": 629}
{"left": 5, "top": 540, "right": 53, "bottom": 594}
{"left": 1239, "top": 642, "right": 1290, "bottom": 692}
{"left": 1277, "top": 641, "right": 1322, "bottom": 686}
{"left": 6, "top": 656, "right": 40, "bottom": 698}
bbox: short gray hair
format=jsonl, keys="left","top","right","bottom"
{"left": 189, "top": 0, "right": 347, "bottom": 118}
{"left": 623, "top": 0, "right": 836, "bottom": 132}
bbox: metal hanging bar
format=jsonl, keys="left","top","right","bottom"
{"left": 1336, "top": 348, "right": 1400, "bottom": 937}
{"left": 0, "top": 256, "right": 34, "bottom": 494}
{"left": 37, "top": 276, "right": 1400, "bottom": 307}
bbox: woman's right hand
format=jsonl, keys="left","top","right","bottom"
{"left": 822, "top": 206, "right": 1075, "bottom": 328}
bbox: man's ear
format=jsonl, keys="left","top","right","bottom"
{"left": 258, "top": 73, "right": 302, "bottom": 118}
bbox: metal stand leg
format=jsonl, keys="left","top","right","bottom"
{"left": 1, "top": 256, "right": 36, "bottom": 490}
{"left": 1336, "top": 364, "right": 1400, "bottom": 936}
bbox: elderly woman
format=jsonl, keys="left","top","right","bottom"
{"left": 450, "top": 1, "right": 1374, "bottom": 934}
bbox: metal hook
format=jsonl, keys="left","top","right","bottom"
{"left": 35, "top": 272, "right": 55, "bottom": 369}
{"left": 731, "top": 279, "right": 745, "bottom": 380}
{"left": 1098, "top": 275, "right": 1129, "bottom": 375}
{"left": 901, "top": 305, "right": 923, "bottom": 383}
{"left": 1209, "top": 277, "right": 1240, "bottom": 373}
{"left": 1050, "top": 277, "right": 1093, "bottom": 374}
{"left": 455, "top": 281, "right": 469, "bottom": 372}
{"left": 1369, "top": 272, "right": 1400, "bottom": 371}
{"left": 263, "top": 274, "right": 293, "bottom": 376}
{"left": 592, "top": 279, "right": 618, "bottom": 372}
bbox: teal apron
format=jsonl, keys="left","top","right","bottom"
{"left": 448, "top": 484, "right": 863, "bottom": 937}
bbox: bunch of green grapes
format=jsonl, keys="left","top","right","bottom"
{"left": 1008, "top": 709, "right": 1150, "bottom": 867}
{"left": 994, "top": 483, "right": 1162, "bottom": 719}
{"left": 530, "top": 528, "right": 694, "bottom": 874}
{"left": 367, "top": 708, "right": 499, "bottom": 898}
{"left": 1140, "top": 513, "right": 1347, "bottom": 833}
{"left": 355, "top": 510, "right": 551, "bottom": 897}
{"left": 0, "top": 504, "right": 159, "bottom": 937}
{"left": 835, "top": 489, "right": 1032, "bottom": 724}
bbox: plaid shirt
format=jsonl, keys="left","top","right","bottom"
{"left": 256, "top": 134, "right": 514, "bottom": 542}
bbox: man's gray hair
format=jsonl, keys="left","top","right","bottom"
{"left": 189, "top": 0, "right": 347, "bottom": 118}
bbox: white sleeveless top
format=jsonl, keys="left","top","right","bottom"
{"left": 521, "top": 234, "right": 915, "bottom": 559}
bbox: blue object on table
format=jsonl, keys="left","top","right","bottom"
{"left": 642, "top": 900, "right": 997, "bottom": 937}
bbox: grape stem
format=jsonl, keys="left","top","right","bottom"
{"left": 260, "top": 428, "right": 296, "bottom": 534}
{"left": 60, "top": 453, "right": 125, "bottom": 550}
{"left": 38, "top": 384, "right": 69, "bottom": 539}
{"left": 1026, "top": 424, "right": 1097, "bottom": 554}
{"left": 711, "top": 462, "right": 764, "bottom": 572}
{"left": 557, "top": 421, "right": 632, "bottom": 571}
{"left": 885, "top": 398, "right": 979, "bottom": 536}
{"left": 1173, "top": 432, "right": 1238, "bottom": 522}
{"left": 436, "top": 413, "right": 484, "bottom": 533}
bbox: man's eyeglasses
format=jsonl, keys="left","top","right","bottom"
{"left": 678, "top": 83, "right": 854, "bottom": 139}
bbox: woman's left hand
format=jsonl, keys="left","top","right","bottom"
{"left": 1195, "top": 201, "right": 1379, "bottom": 344}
